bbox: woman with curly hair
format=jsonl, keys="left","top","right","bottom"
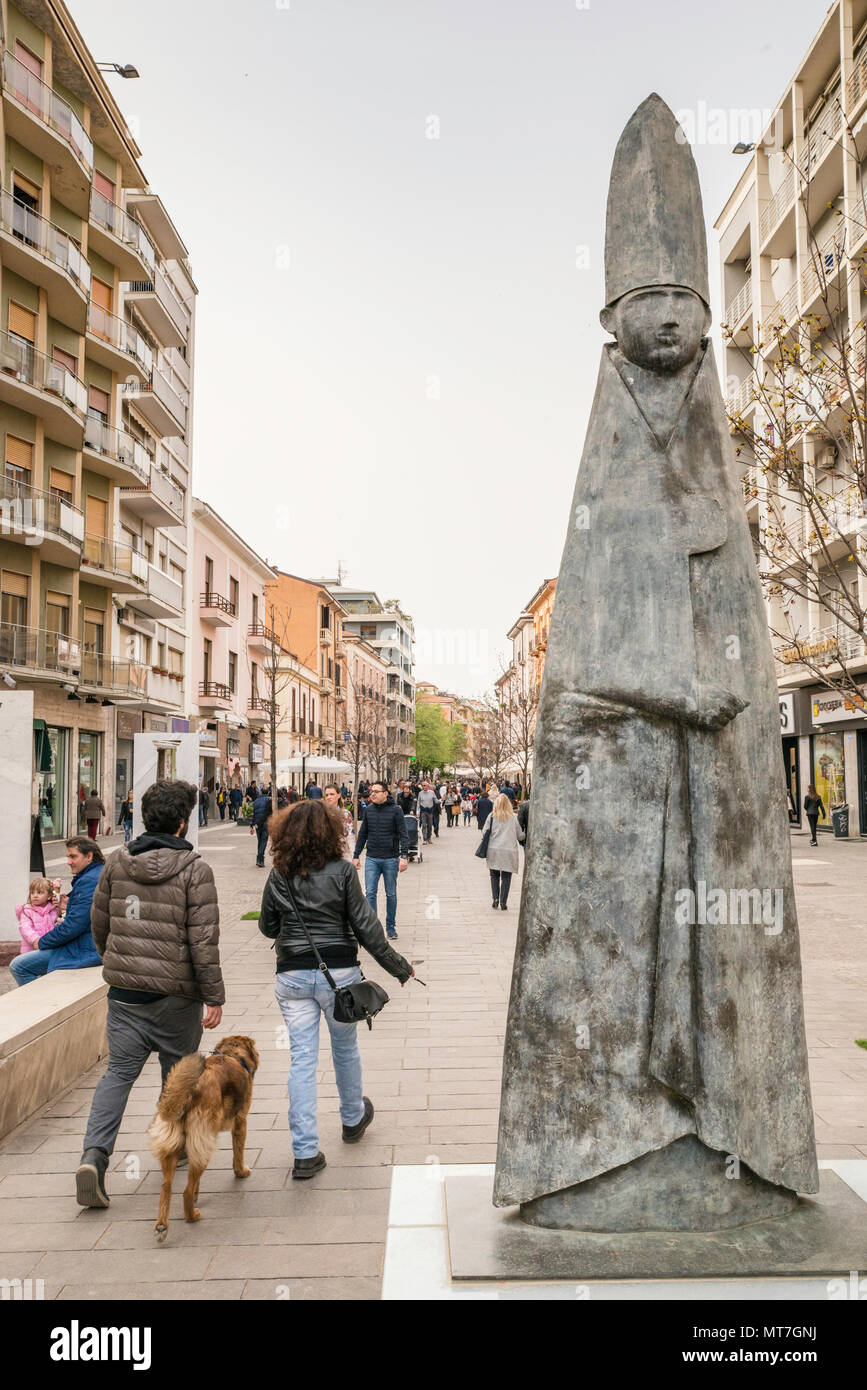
{"left": 258, "top": 800, "right": 413, "bottom": 1179}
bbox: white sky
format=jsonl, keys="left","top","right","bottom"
{"left": 73, "top": 0, "right": 823, "bottom": 695}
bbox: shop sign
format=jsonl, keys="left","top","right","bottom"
{"left": 227, "top": 738, "right": 240, "bottom": 756}
{"left": 199, "top": 729, "right": 218, "bottom": 746}
{"left": 778, "top": 694, "right": 794, "bottom": 733}
{"left": 811, "top": 686, "right": 867, "bottom": 725}
{"left": 116, "top": 710, "right": 142, "bottom": 740}
{"left": 171, "top": 717, "right": 190, "bottom": 733}
{"left": 250, "top": 744, "right": 263, "bottom": 762}
{"left": 144, "top": 716, "right": 167, "bottom": 732}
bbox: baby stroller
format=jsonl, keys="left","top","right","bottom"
{"left": 405, "top": 813, "right": 422, "bottom": 863}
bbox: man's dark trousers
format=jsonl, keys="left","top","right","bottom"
{"left": 256, "top": 823, "right": 269, "bottom": 864}
{"left": 84, "top": 996, "right": 202, "bottom": 1155}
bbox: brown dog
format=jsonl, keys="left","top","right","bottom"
{"left": 148, "top": 1034, "right": 260, "bottom": 1243}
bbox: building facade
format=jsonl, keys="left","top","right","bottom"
{"left": 716, "top": 0, "right": 867, "bottom": 833}
{"left": 265, "top": 571, "right": 348, "bottom": 760}
{"left": 0, "top": 0, "right": 194, "bottom": 840}
{"left": 189, "top": 498, "right": 276, "bottom": 792}
{"left": 326, "top": 586, "right": 414, "bottom": 781}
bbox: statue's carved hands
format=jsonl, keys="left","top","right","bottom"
{"left": 690, "top": 683, "right": 749, "bottom": 731}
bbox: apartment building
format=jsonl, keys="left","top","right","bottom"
{"left": 0, "top": 0, "right": 195, "bottom": 839}
{"left": 272, "top": 647, "right": 320, "bottom": 783}
{"left": 190, "top": 498, "right": 276, "bottom": 791}
{"left": 716, "top": 0, "right": 867, "bottom": 833}
{"left": 329, "top": 586, "right": 414, "bottom": 781}
{"left": 265, "top": 571, "right": 347, "bottom": 759}
{"left": 341, "top": 632, "right": 388, "bottom": 785}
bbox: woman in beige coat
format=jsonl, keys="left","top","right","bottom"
{"left": 484, "top": 793, "right": 525, "bottom": 910}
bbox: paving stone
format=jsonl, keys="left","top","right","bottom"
{"left": 0, "top": 1221, "right": 109, "bottom": 1250}
{"left": 35, "top": 1246, "right": 216, "bottom": 1282}
{"left": 56, "top": 1280, "right": 246, "bottom": 1300}
{"left": 95, "top": 1218, "right": 269, "bottom": 1248}
{"left": 242, "top": 1277, "right": 381, "bottom": 1300}
{"left": 205, "top": 1242, "right": 382, "bottom": 1279}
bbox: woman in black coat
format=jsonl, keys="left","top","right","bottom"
{"left": 803, "top": 785, "right": 826, "bottom": 846}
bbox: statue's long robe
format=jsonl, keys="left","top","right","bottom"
{"left": 493, "top": 342, "right": 819, "bottom": 1207}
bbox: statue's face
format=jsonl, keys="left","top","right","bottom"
{"left": 601, "top": 287, "right": 708, "bottom": 373}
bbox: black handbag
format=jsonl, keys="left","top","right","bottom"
{"left": 475, "top": 821, "right": 492, "bottom": 859}
{"left": 282, "top": 875, "right": 389, "bottom": 1029}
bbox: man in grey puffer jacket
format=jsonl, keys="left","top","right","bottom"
{"left": 75, "top": 780, "right": 225, "bottom": 1209}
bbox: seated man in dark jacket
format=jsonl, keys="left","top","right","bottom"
{"left": 11, "top": 836, "right": 104, "bottom": 985}
{"left": 75, "top": 780, "right": 225, "bottom": 1210}
{"left": 352, "top": 782, "right": 408, "bottom": 940}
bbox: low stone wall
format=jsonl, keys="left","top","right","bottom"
{"left": 0, "top": 969, "right": 107, "bottom": 1139}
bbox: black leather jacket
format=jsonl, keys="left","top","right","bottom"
{"left": 258, "top": 858, "right": 412, "bottom": 980}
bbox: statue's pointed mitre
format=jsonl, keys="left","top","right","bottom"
{"left": 604, "top": 92, "right": 709, "bottom": 308}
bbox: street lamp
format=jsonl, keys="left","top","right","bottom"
{"left": 97, "top": 62, "right": 140, "bottom": 78}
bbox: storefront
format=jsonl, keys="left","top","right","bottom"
{"left": 34, "top": 721, "right": 68, "bottom": 840}
{"left": 115, "top": 710, "right": 142, "bottom": 815}
{"left": 807, "top": 683, "right": 867, "bottom": 835}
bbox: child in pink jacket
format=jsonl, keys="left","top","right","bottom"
{"left": 15, "top": 877, "right": 61, "bottom": 953}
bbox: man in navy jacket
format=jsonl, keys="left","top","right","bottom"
{"left": 352, "top": 782, "right": 408, "bottom": 940}
{"left": 11, "top": 836, "right": 104, "bottom": 985}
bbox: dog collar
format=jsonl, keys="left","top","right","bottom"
{"left": 212, "top": 1049, "right": 252, "bottom": 1075}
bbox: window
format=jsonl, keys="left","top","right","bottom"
{"left": 90, "top": 279, "right": 112, "bottom": 337}
{"left": 203, "top": 639, "right": 212, "bottom": 685}
{"left": 204, "top": 556, "right": 213, "bottom": 593}
{"left": 49, "top": 468, "right": 73, "bottom": 503}
{"left": 5, "top": 435, "right": 32, "bottom": 486}
{"left": 83, "top": 606, "right": 105, "bottom": 656}
{"left": 52, "top": 346, "right": 77, "bottom": 376}
{"left": 229, "top": 577, "right": 239, "bottom": 614}
{"left": 252, "top": 592, "right": 258, "bottom": 625}
{"left": 167, "top": 646, "right": 183, "bottom": 676}
{"left": 1, "top": 571, "right": 29, "bottom": 628}
{"left": 8, "top": 302, "right": 36, "bottom": 344}
{"left": 228, "top": 650, "right": 237, "bottom": 693}
{"left": 93, "top": 170, "right": 115, "bottom": 203}
{"left": 85, "top": 495, "right": 107, "bottom": 538}
{"left": 45, "top": 591, "right": 70, "bottom": 636}
{"left": 251, "top": 661, "right": 258, "bottom": 697}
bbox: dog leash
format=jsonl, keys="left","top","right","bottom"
{"left": 210, "top": 1048, "right": 252, "bottom": 1075}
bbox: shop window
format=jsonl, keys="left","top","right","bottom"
{"left": 38, "top": 724, "right": 67, "bottom": 840}
{"left": 813, "top": 731, "right": 846, "bottom": 814}
{"left": 77, "top": 732, "right": 102, "bottom": 830}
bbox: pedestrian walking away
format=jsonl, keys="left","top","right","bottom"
{"left": 198, "top": 785, "right": 209, "bottom": 827}
{"left": 251, "top": 788, "right": 273, "bottom": 867}
{"left": 259, "top": 800, "right": 413, "bottom": 1178}
{"left": 75, "top": 779, "right": 224, "bottom": 1209}
{"left": 118, "top": 790, "right": 134, "bottom": 844}
{"left": 803, "top": 784, "right": 826, "bottom": 846}
{"left": 461, "top": 794, "right": 472, "bottom": 826}
{"left": 82, "top": 788, "right": 105, "bottom": 840}
{"left": 475, "top": 789, "right": 494, "bottom": 831}
{"left": 416, "top": 780, "right": 438, "bottom": 844}
{"left": 480, "top": 793, "right": 525, "bottom": 909}
{"left": 10, "top": 837, "right": 103, "bottom": 986}
{"left": 353, "top": 781, "right": 408, "bottom": 939}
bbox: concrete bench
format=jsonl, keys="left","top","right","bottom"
{"left": 0, "top": 969, "right": 107, "bottom": 1139}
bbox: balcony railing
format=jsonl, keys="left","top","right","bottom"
{"left": 800, "top": 227, "right": 846, "bottom": 307}
{"left": 124, "top": 267, "right": 190, "bottom": 339}
{"left": 87, "top": 301, "right": 153, "bottom": 377}
{"left": 0, "top": 474, "right": 84, "bottom": 546}
{"left": 0, "top": 191, "right": 91, "bottom": 294}
{"left": 0, "top": 331, "right": 87, "bottom": 416}
{"left": 89, "top": 189, "right": 155, "bottom": 271}
{"left": 0, "top": 622, "right": 81, "bottom": 673}
{"left": 806, "top": 100, "right": 843, "bottom": 170}
{"left": 82, "top": 417, "right": 152, "bottom": 481}
{"left": 79, "top": 651, "right": 148, "bottom": 696}
{"left": 248, "top": 621, "right": 276, "bottom": 644}
{"left": 724, "top": 279, "right": 751, "bottom": 329}
{"left": 759, "top": 168, "right": 795, "bottom": 244}
{"left": 200, "top": 591, "right": 236, "bottom": 615}
{"left": 726, "top": 375, "right": 757, "bottom": 417}
{"left": 766, "top": 282, "right": 799, "bottom": 331}
{"left": 199, "top": 680, "right": 231, "bottom": 701}
{"left": 82, "top": 534, "right": 148, "bottom": 583}
{"left": 2, "top": 50, "right": 93, "bottom": 170}
{"left": 776, "top": 623, "right": 866, "bottom": 671}
{"left": 248, "top": 695, "right": 275, "bottom": 718}
{"left": 848, "top": 53, "right": 867, "bottom": 110}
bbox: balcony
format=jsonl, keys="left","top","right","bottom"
{"left": 0, "top": 332, "right": 86, "bottom": 445}
{"left": 775, "top": 624, "right": 867, "bottom": 679}
{"left": 723, "top": 279, "right": 752, "bottom": 336}
{"left": 319, "top": 627, "right": 332, "bottom": 646}
{"left": 726, "top": 375, "right": 758, "bottom": 421}
{"left": 319, "top": 675, "right": 333, "bottom": 695}
{"left": 79, "top": 652, "right": 149, "bottom": 699}
{"left": 804, "top": 493, "right": 867, "bottom": 558}
{"left": 89, "top": 189, "right": 156, "bottom": 281}
{"left": 334, "top": 639, "right": 346, "bottom": 659}
{"left": 0, "top": 192, "right": 90, "bottom": 329}
{"left": 86, "top": 302, "right": 152, "bottom": 382}
{"left": 848, "top": 53, "right": 867, "bottom": 114}
{"left": 247, "top": 695, "right": 274, "bottom": 724}
{"left": 0, "top": 476, "right": 83, "bottom": 564}
{"left": 759, "top": 168, "right": 795, "bottom": 253}
{"left": 1, "top": 51, "right": 92, "bottom": 213}
{"left": 123, "top": 267, "right": 189, "bottom": 348}
{"left": 805, "top": 101, "right": 842, "bottom": 174}
{"left": 148, "top": 668, "right": 185, "bottom": 708}
{"left": 799, "top": 229, "right": 845, "bottom": 319}
{"left": 125, "top": 191, "right": 188, "bottom": 262}
{"left": 82, "top": 417, "right": 152, "bottom": 487}
{"left": 247, "top": 621, "right": 277, "bottom": 655}
{"left": 198, "top": 680, "right": 232, "bottom": 710}
{"left": 200, "top": 591, "right": 236, "bottom": 627}
{"left": 129, "top": 564, "right": 184, "bottom": 620}
{"left": 81, "top": 535, "right": 149, "bottom": 593}
{"left": 120, "top": 467, "right": 185, "bottom": 528}
{"left": 335, "top": 684, "right": 346, "bottom": 701}
{"left": 123, "top": 365, "right": 186, "bottom": 437}
{"left": 0, "top": 623, "right": 81, "bottom": 680}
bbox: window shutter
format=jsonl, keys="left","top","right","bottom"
{"left": 52, "top": 346, "right": 77, "bottom": 374}
{"left": 1, "top": 571, "right": 29, "bottom": 597}
{"left": 85, "top": 495, "right": 107, "bottom": 536}
{"left": 8, "top": 303, "right": 36, "bottom": 341}
{"left": 12, "top": 173, "right": 40, "bottom": 203}
{"left": 93, "top": 170, "right": 115, "bottom": 201}
{"left": 88, "top": 384, "right": 110, "bottom": 415}
{"left": 91, "top": 277, "right": 112, "bottom": 312}
{"left": 5, "top": 436, "right": 32, "bottom": 471}
{"left": 49, "top": 467, "right": 74, "bottom": 495}
{"left": 14, "top": 42, "right": 42, "bottom": 78}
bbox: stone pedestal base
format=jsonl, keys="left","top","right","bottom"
{"left": 444, "top": 1170, "right": 867, "bottom": 1281}
{"left": 520, "top": 1137, "right": 799, "bottom": 1232}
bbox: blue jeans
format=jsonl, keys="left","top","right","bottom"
{"left": 275, "top": 967, "right": 364, "bottom": 1158}
{"left": 255, "top": 822, "right": 269, "bottom": 864}
{"left": 364, "top": 855, "right": 398, "bottom": 932}
{"left": 123, "top": 821, "right": 132, "bottom": 843}
{"left": 10, "top": 949, "right": 52, "bottom": 985}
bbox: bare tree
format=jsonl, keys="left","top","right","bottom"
{"left": 343, "top": 659, "right": 387, "bottom": 826}
{"left": 723, "top": 99, "right": 867, "bottom": 708}
{"left": 464, "top": 693, "right": 511, "bottom": 786}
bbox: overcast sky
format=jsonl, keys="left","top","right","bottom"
{"left": 75, "top": 0, "right": 823, "bottom": 696}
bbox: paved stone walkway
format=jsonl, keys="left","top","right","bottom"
{"left": 0, "top": 818, "right": 864, "bottom": 1299}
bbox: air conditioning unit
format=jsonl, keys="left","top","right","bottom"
{"left": 815, "top": 444, "right": 838, "bottom": 472}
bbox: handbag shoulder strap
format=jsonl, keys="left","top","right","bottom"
{"left": 281, "top": 873, "right": 339, "bottom": 993}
